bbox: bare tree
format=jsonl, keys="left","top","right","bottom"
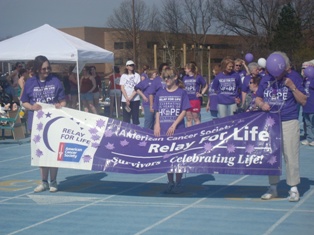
{"left": 182, "top": 0, "right": 214, "bottom": 44}
{"left": 107, "top": 0, "right": 161, "bottom": 65}
{"left": 213, "top": 0, "right": 284, "bottom": 54}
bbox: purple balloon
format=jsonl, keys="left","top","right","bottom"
{"left": 245, "top": 53, "right": 254, "bottom": 63}
{"left": 304, "top": 66, "right": 314, "bottom": 79}
{"left": 266, "top": 53, "right": 286, "bottom": 77}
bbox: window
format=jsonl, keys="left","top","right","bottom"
{"left": 147, "top": 42, "right": 159, "bottom": 49}
{"left": 114, "top": 42, "right": 124, "bottom": 50}
{"left": 125, "top": 42, "right": 133, "bottom": 49}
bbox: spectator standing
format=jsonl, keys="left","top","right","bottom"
{"left": 120, "top": 60, "right": 141, "bottom": 124}
{"left": 183, "top": 62, "right": 208, "bottom": 126}
{"left": 80, "top": 66, "right": 97, "bottom": 114}
{"left": 301, "top": 61, "right": 314, "bottom": 146}
{"left": 90, "top": 66, "right": 102, "bottom": 113}
{"left": 109, "top": 66, "right": 122, "bottom": 117}
{"left": 134, "top": 69, "right": 157, "bottom": 129}
{"left": 212, "top": 58, "right": 241, "bottom": 118}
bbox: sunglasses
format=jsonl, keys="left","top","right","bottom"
{"left": 235, "top": 64, "right": 241, "bottom": 67}
{"left": 41, "top": 67, "right": 51, "bottom": 71}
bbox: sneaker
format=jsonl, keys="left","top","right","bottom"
{"left": 172, "top": 183, "right": 183, "bottom": 194}
{"left": 261, "top": 187, "right": 278, "bottom": 200}
{"left": 309, "top": 141, "right": 314, "bottom": 146}
{"left": 34, "top": 181, "right": 49, "bottom": 193}
{"left": 301, "top": 140, "right": 309, "bottom": 145}
{"left": 163, "top": 182, "right": 174, "bottom": 194}
{"left": 49, "top": 180, "right": 58, "bottom": 193}
{"left": 288, "top": 190, "right": 300, "bottom": 202}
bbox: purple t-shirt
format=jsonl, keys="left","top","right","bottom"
{"left": 21, "top": 75, "right": 65, "bottom": 130}
{"left": 256, "top": 71, "right": 305, "bottom": 121}
{"left": 147, "top": 76, "right": 166, "bottom": 96}
{"left": 153, "top": 88, "right": 191, "bottom": 135}
{"left": 134, "top": 78, "right": 153, "bottom": 106}
{"left": 212, "top": 71, "right": 241, "bottom": 105}
{"left": 303, "top": 77, "right": 314, "bottom": 113}
{"left": 235, "top": 69, "right": 246, "bottom": 83}
{"left": 208, "top": 81, "right": 218, "bottom": 111}
{"left": 183, "top": 74, "right": 207, "bottom": 100}
{"left": 242, "top": 75, "right": 252, "bottom": 93}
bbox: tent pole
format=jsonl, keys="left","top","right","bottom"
{"left": 76, "top": 61, "right": 81, "bottom": 111}
{"left": 112, "top": 65, "right": 118, "bottom": 119}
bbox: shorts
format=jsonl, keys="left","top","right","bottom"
{"left": 93, "top": 92, "right": 100, "bottom": 100}
{"left": 187, "top": 99, "right": 201, "bottom": 113}
{"left": 80, "top": 92, "right": 94, "bottom": 101}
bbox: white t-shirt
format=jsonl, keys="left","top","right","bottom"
{"left": 120, "top": 72, "right": 141, "bottom": 102}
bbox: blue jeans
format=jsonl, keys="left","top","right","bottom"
{"left": 217, "top": 103, "right": 237, "bottom": 118}
{"left": 303, "top": 113, "right": 314, "bottom": 142}
{"left": 143, "top": 105, "right": 154, "bottom": 129}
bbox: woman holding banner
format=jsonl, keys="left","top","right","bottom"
{"left": 256, "top": 51, "right": 307, "bottom": 202}
{"left": 21, "top": 55, "right": 66, "bottom": 193}
{"left": 153, "top": 67, "right": 191, "bottom": 194}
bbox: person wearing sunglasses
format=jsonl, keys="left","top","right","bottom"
{"left": 21, "top": 55, "right": 66, "bottom": 193}
{"left": 153, "top": 67, "right": 190, "bottom": 194}
{"left": 120, "top": 60, "right": 141, "bottom": 124}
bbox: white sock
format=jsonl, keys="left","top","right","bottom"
{"left": 290, "top": 186, "right": 298, "bottom": 192}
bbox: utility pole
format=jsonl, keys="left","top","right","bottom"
{"left": 132, "top": 0, "right": 137, "bottom": 65}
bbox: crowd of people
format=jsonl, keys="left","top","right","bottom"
{"left": 1, "top": 51, "right": 313, "bottom": 202}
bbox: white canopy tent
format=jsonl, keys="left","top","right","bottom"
{"left": 0, "top": 24, "right": 114, "bottom": 110}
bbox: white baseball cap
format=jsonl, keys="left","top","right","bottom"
{"left": 126, "top": 60, "right": 135, "bottom": 66}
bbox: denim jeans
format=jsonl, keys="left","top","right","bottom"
{"left": 303, "top": 113, "right": 314, "bottom": 142}
{"left": 217, "top": 103, "right": 237, "bottom": 118}
{"left": 143, "top": 105, "right": 154, "bottom": 129}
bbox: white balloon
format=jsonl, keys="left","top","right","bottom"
{"left": 258, "top": 58, "right": 266, "bottom": 68}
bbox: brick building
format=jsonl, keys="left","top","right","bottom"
{"left": 60, "top": 26, "right": 247, "bottom": 78}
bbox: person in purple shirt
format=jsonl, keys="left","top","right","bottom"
{"left": 134, "top": 69, "right": 157, "bottom": 129}
{"left": 21, "top": 55, "right": 66, "bottom": 193}
{"left": 234, "top": 58, "right": 249, "bottom": 83}
{"left": 301, "top": 62, "right": 314, "bottom": 146}
{"left": 212, "top": 58, "right": 241, "bottom": 118}
{"left": 153, "top": 67, "right": 191, "bottom": 194}
{"left": 183, "top": 63, "right": 208, "bottom": 126}
{"left": 241, "top": 62, "right": 260, "bottom": 108}
{"left": 255, "top": 51, "right": 307, "bottom": 202}
{"left": 206, "top": 66, "right": 220, "bottom": 118}
{"left": 147, "top": 63, "right": 169, "bottom": 113}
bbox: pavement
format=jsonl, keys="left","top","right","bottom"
{"left": 0, "top": 109, "right": 313, "bottom": 235}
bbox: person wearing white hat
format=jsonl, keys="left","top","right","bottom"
{"left": 120, "top": 60, "right": 141, "bottom": 124}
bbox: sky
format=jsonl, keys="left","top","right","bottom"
{"left": 0, "top": 0, "right": 158, "bottom": 40}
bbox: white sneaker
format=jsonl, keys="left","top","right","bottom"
{"left": 301, "top": 140, "right": 309, "bottom": 145}
{"left": 288, "top": 190, "right": 300, "bottom": 202}
{"left": 34, "top": 182, "right": 49, "bottom": 193}
{"left": 49, "top": 180, "right": 58, "bottom": 192}
{"left": 261, "top": 187, "right": 278, "bottom": 200}
{"left": 309, "top": 141, "right": 314, "bottom": 146}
